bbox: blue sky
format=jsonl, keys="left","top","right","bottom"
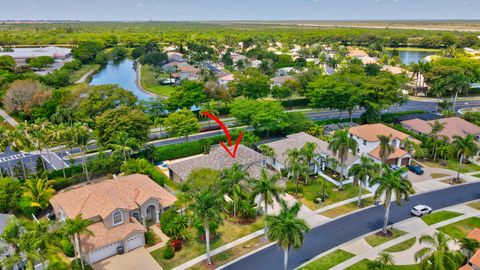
{"left": 0, "top": 0, "right": 478, "bottom": 21}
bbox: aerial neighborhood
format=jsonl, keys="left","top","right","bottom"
{"left": 2, "top": 4, "right": 480, "bottom": 270}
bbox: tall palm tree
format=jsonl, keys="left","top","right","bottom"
{"left": 452, "top": 135, "right": 478, "bottom": 183}
{"left": 23, "top": 177, "right": 55, "bottom": 214}
{"left": 220, "top": 163, "right": 248, "bottom": 219}
{"left": 63, "top": 214, "right": 94, "bottom": 270}
{"left": 74, "top": 123, "right": 91, "bottom": 183}
{"left": 267, "top": 200, "right": 310, "bottom": 270}
{"left": 328, "top": 130, "right": 358, "bottom": 189}
{"left": 250, "top": 169, "right": 282, "bottom": 240}
{"left": 377, "top": 135, "right": 394, "bottom": 176}
{"left": 301, "top": 142, "right": 319, "bottom": 176}
{"left": 414, "top": 232, "right": 464, "bottom": 270}
{"left": 370, "top": 167, "right": 413, "bottom": 234}
{"left": 200, "top": 102, "right": 219, "bottom": 129}
{"left": 108, "top": 131, "right": 139, "bottom": 162}
{"left": 428, "top": 120, "right": 446, "bottom": 161}
{"left": 189, "top": 188, "right": 224, "bottom": 265}
{"left": 348, "top": 156, "right": 379, "bottom": 207}
{"left": 258, "top": 145, "right": 276, "bottom": 165}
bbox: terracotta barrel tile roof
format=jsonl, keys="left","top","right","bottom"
{"left": 368, "top": 145, "right": 409, "bottom": 160}
{"left": 349, "top": 123, "right": 410, "bottom": 142}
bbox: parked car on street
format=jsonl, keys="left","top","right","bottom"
{"left": 410, "top": 205, "right": 432, "bottom": 216}
{"left": 407, "top": 164, "right": 424, "bottom": 175}
{"left": 390, "top": 165, "right": 408, "bottom": 179}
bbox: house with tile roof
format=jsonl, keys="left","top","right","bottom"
{"left": 349, "top": 123, "right": 418, "bottom": 167}
{"left": 260, "top": 132, "right": 357, "bottom": 178}
{"left": 401, "top": 117, "right": 480, "bottom": 146}
{"left": 460, "top": 228, "right": 480, "bottom": 270}
{"left": 49, "top": 174, "right": 176, "bottom": 264}
{"left": 168, "top": 144, "right": 270, "bottom": 182}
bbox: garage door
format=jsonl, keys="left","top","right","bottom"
{"left": 126, "top": 234, "right": 144, "bottom": 252}
{"left": 88, "top": 241, "right": 122, "bottom": 264}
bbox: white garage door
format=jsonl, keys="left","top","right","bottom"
{"left": 126, "top": 234, "right": 144, "bottom": 252}
{"left": 88, "top": 241, "right": 122, "bottom": 264}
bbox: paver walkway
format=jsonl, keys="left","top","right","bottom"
{"left": 146, "top": 225, "right": 170, "bottom": 252}
{"left": 0, "top": 108, "right": 18, "bottom": 127}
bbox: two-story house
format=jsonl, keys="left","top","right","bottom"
{"left": 349, "top": 123, "right": 419, "bottom": 167}
{"left": 49, "top": 174, "right": 176, "bottom": 264}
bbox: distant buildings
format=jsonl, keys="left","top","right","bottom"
{"left": 0, "top": 46, "right": 71, "bottom": 64}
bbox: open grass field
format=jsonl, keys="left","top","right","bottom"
{"left": 365, "top": 229, "right": 407, "bottom": 247}
{"left": 438, "top": 217, "right": 480, "bottom": 239}
{"left": 151, "top": 217, "right": 264, "bottom": 270}
{"left": 299, "top": 249, "right": 355, "bottom": 270}
{"left": 286, "top": 178, "right": 370, "bottom": 210}
{"left": 140, "top": 64, "right": 176, "bottom": 96}
{"left": 421, "top": 211, "right": 462, "bottom": 225}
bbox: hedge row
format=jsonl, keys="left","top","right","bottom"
{"left": 314, "top": 110, "right": 427, "bottom": 126}
{"left": 281, "top": 98, "right": 309, "bottom": 108}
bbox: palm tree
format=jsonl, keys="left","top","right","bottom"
{"left": 414, "top": 232, "right": 464, "bottom": 270}
{"left": 109, "top": 131, "right": 139, "bottom": 162}
{"left": 460, "top": 237, "right": 479, "bottom": 260}
{"left": 328, "top": 130, "right": 358, "bottom": 189}
{"left": 377, "top": 135, "right": 394, "bottom": 176}
{"left": 23, "top": 177, "right": 55, "bottom": 214}
{"left": 258, "top": 145, "right": 276, "bottom": 165}
{"left": 348, "top": 156, "right": 379, "bottom": 207}
{"left": 250, "top": 169, "right": 282, "bottom": 240}
{"left": 74, "top": 123, "right": 91, "bottom": 183}
{"left": 200, "top": 102, "right": 219, "bottom": 129}
{"left": 428, "top": 120, "right": 446, "bottom": 161}
{"left": 367, "top": 252, "right": 395, "bottom": 269}
{"left": 0, "top": 126, "right": 8, "bottom": 178}
{"left": 452, "top": 135, "right": 478, "bottom": 183}
{"left": 63, "top": 214, "right": 94, "bottom": 270}
{"left": 189, "top": 188, "right": 224, "bottom": 265}
{"left": 267, "top": 200, "right": 310, "bottom": 270}
{"left": 220, "top": 163, "right": 248, "bottom": 219}
{"left": 259, "top": 60, "right": 271, "bottom": 75}
{"left": 307, "top": 125, "right": 324, "bottom": 138}
{"left": 370, "top": 167, "right": 413, "bottom": 235}
{"left": 301, "top": 142, "right": 319, "bottom": 176}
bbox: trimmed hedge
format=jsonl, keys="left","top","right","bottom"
{"left": 148, "top": 168, "right": 167, "bottom": 187}
{"left": 281, "top": 98, "right": 309, "bottom": 108}
{"left": 48, "top": 165, "right": 84, "bottom": 179}
{"left": 315, "top": 110, "right": 427, "bottom": 126}
{"left": 154, "top": 141, "right": 204, "bottom": 161}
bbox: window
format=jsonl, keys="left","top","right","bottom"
{"left": 113, "top": 211, "right": 123, "bottom": 225}
{"left": 363, "top": 139, "right": 367, "bottom": 146}
{"left": 262, "top": 160, "right": 266, "bottom": 167}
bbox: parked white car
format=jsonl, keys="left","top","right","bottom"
{"left": 390, "top": 164, "right": 408, "bottom": 179}
{"left": 410, "top": 205, "right": 432, "bottom": 216}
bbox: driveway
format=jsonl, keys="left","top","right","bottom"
{"left": 223, "top": 182, "right": 480, "bottom": 270}
{"left": 92, "top": 247, "right": 161, "bottom": 270}
{"left": 407, "top": 160, "right": 456, "bottom": 183}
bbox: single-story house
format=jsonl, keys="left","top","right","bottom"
{"left": 49, "top": 174, "right": 176, "bottom": 264}
{"left": 347, "top": 48, "right": 369, "bottom": 58}
{"left": 276, "top": 67, "right": 296, "bottom": 77}
{"left": 401, "top": 117, "right": 480, "bottom": 143}
{"left": 271, "top": 75, "right": 296, "bottom": 87}
{"left": 260, "top": 132, "right": 357, "bottom": 178}
{"left": 231, "top": 52, "right": 247, "bottom": 63}
{"left": 172, "top": 64, "right": 199, "bottom": 81}
{"left": 248, "top": 59, "right": 262, "bottom": 68}
{"left": 218, "top": 74, "right": 235, "bottom": 86}
{"left": 167, "top": 52, "right": 186, "bottom": 63}
{"left": 168, "top": 144, "right": 270, "bottom": 182}
{"left": 349, "top": 124, "right": 419, "bottom": 166}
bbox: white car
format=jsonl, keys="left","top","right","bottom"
{"left": 410, "top": 205, "right": 432, "bottom": 217}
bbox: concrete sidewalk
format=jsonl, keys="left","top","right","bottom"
{"left": 0, "top": 108, "right": 18, "bottom": 127}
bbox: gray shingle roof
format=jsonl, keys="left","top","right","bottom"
{"left": 168, "top": 144, "right": 267, "bottom": 181}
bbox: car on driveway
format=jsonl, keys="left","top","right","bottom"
{"left": 390, "top": 165, "right": 408, "bottom": 179}
{"left": 410, "top": 204, "right": 432, "bottom": 216}
{"left": 407, "top": 164, "right": 424, "bottom": 175}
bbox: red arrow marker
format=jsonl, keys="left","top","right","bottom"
{"left": 201, "top": 112, "right": 243, "bottom": 158}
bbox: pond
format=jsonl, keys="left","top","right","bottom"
{"left": 89, "top": 58, "right": 155, "bottom": 101}
{"left": 388, "top": 49, "right": 436, "bottom": 65}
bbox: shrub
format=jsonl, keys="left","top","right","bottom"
{"left": 170, "top": 239, "right": 182, "bottom": 251}
{"left": 17, "top": 197, "right": 39, "bottom": 217}
{"left": 281, "top": 98, "right": 308, "bottom": 108}
{"left": 148, "top": 168, "right": 167, "bottom": 187}
{"left": 60, "top": 238, "right": 75, "bottom": 257}
{"left": 71, "top": 259, "right": 93, "bottom": 270}
{"left": 145, "top": 229, "right": 156, "bottom": 246}
{"left": 160, "top": 209, "right": 179, "bottom": 236}
{"left": 162, "top": 245, "right": 175, "bottom": 260}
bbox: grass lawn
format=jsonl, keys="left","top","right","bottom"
{"left": 420, "top": 210, "right": 462, "bottom": 225}
{"left": 189, "top": 236, "right": 269, "bottom": 270}
{"left": 151, "top": 217, "right": 264, "bottom": 270}
{"left": 319, "top": 197, "right": 374, "bottom": 218}
{"left": 473, "top": 174, "right": 480, "bottom": 178}
{"left": 299, "top": 249, "right": 355, "bottom": 270}
{"left": 384, "top": 237, "right": 416, "bottom": 253}
{"left": 365, "top": 229, "right": 407, "bottom": 247}
{"left": 430, "top": 173, "right": 449, "bottom": 179}
{"left": 346, "top": 259, "right": 421, "bottom": 270}
{"left": 422, "top": 159, "right": 480, "bottom": 173}
{"left": 467, "top": 201, "right": 480, "bottom": 210}
{"left": 140, "top": 64, "right": 176, "bottom": 96}
{"left": 438, "top": 217, "right": 480, "bottom": 239}
{"left": 69, "top": 64, "right": 100, "bottom": 83}
{"left": 286, "top": 178, "right": 370, "bottom": 210}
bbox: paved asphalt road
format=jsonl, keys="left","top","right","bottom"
{"left": 225, "top": 182, "right": 480, "bottom": 270}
